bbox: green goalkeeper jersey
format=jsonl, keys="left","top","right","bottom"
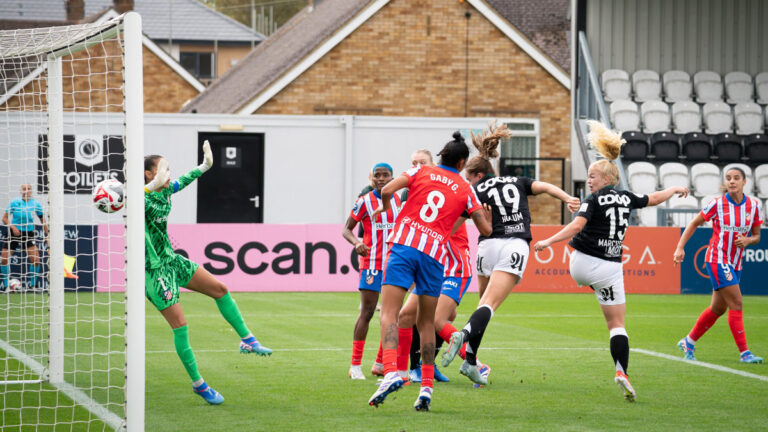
{"left": 145, "top": 167, "right": 202, "bottom": 269}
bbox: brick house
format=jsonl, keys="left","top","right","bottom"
{"left": 184, "top": 0, "right": 571, "bottom": 224}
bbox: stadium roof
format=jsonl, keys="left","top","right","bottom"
{"left": 182, "top": 0, "right": 571, "bottom": 114}
{"left": 0, "top": 0, "right": 264, "bottom": 43}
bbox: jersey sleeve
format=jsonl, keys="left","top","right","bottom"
{"left": 350, "top": 196, "right": 368, "bottom": 222}
{"left": 465, "top": 186, "right": 483, "bottom": 214}
{"left": 754, "top": 199, "right": 764, "bottom": 226}
{"left": 628, "top": 192, "right": 650, "bottom": 209}
{"left": 575, "top": 194, "right": 596, "bottom": 221}
{"left": 701, "top": 198, "right": 718, "bottom": 221}
{"left": 403, "top": 166, "right": 421, "bottom": 187}
{"left": 520, "top": 177, "right": 534, "bottom": 195}
{"left": 34, "top": 200, "right": 44, "bottom": 217}
{"left": 171, "top": 167, "right": 203, "bottom": 194}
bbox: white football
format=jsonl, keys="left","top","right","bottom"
{"left": 92, "top": 178, "right": 125, "bottom": 213}
{"left": 8, "top": 278, "right": 21, "bottom": 292}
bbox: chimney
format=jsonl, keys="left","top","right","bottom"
{"left": 114, "top": 0, "right": 134, "bottom": 14}
{"left": 66, "top": 0, "right": 85, "bottom": 22}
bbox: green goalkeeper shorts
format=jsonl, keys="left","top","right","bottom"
{"left": 145, "top": 254, "right": 199, "bottom": 311}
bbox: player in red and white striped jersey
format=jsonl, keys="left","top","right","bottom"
{"left": 674, "top": 166, "right": 763, "bottom": 364}
{"left": 368, "top": 132, "right": 492, "bottom": 411}
{"left": 343, "top": 163, "right": 402, "bottom": 380}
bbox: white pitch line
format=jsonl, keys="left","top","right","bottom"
{"left": 146, "top": 346, "right": 607, "bottom": 354}
{"left": 632, "top": 348, "right": 768, "bottom": 383}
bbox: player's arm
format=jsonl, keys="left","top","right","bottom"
{"left": 342, "top": 216, "right": 369, "bottom": 257}
{"left": 533, "top": 216, "right": 587, "bottom": 252}
{"left": 469, "top": 204, "right": 492, "bottom": 237}
{"left": 451, "top": 216, "right": 467, "bottom": 235}
{"left": 673, "top": 213, "right": 706, "bottom": 265}
{"left": 531, "top": 181, "right": 581, "bottom": 213}
{"left": 2, "top": 211, "right": 8, "bottom": 226}
{"left": 647, "top": 186, "right": 689, "bottom": 206}
{"left": 172, "top": 141, "right": 213, "bottom": 194}
{"left": 144, "top": 159, "right": 170, "bottom": 193}
{"left": 371, "top": 175, "right": 409, "bottom": 219}
{"left": 3, "top": 209, "right": 20, "bottom": 236}
{"left": 735, "top": 223, "right": 761, "bottom": 248}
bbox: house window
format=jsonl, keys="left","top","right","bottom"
{"left": 180, "top": 52, "right": 215, "bottom": 79}
{"left": 500, "top": 122, "right": 537, "bottom": 178}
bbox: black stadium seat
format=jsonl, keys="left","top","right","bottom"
{"left": 621, "top": 131, "right": 649, "bottom": 161}
{"left": 713, "top": 133, "right": 744, "bottom": 164}
{"left": 681, "top": 132, "right": 712, "bottom": 162}
{"left": 745, "top": 133, "right": 768, "bottom": 165}
{"left": 650, "top": 132, "right": 680, "bottom": 162}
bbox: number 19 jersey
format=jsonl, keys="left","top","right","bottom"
{"left": 473, "top": 175, "right": 534, "bottom": 242}
{"left": 389, "top": 165, "right": 482, "bottom": 261}
{"left": 569, "top": 187, "right": 649, "bottom": 262}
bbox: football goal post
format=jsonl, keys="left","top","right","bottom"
{"left": 0, "top": 12, "right": 144, "bottom": 431}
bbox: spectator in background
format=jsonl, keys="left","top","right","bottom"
{"left": 1, "top": 184, "right": 47, "bottom": 291}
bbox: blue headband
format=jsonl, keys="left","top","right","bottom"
{"left": 372, "top": 163, "right": 393, "bottom": 174}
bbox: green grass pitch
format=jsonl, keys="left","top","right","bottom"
{"left": 2, "top": 291, "right": 767, "bottom": 431}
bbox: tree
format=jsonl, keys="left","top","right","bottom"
{"left": 201, "top": 0, "right": 307, "bottom": 35}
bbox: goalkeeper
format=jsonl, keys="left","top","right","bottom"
{"left": 144, "top": 141, "right": 272, "bottom": 405}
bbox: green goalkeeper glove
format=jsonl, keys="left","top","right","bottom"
{"left": 145, "top": 158, "right": 170, "bottom": 192}
{"left": 198, "top": 140, "right": 213, "bottom": 173}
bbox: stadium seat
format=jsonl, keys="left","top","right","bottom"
{"left": 724, "top": 71, "right": 754, "bottom": 104}
{"left": 633, "top": 70, "right": 662, "bottom": 102}
{"left": 681, "top": 132, "right": 712, "bottom": 163}
{"left": 663, "top": 70, "right": 693, "bottom": 102}
{"left": 610, "top": 100, "right": 640, "bottom": 132}
{"left": 602, "top": 69, "right": 631, "bottom": 102}
{"left": 756, "top": 72, "right": 768, "bottom": 104}
{"left": 621, "top": 131, "right": 649, "bottom": 161}
{"left": 745, "top": 134, "right": 768, "bottom": 165}
{"left": 722, "top": 162, "right": 754, "bottom": 194}
{"left": 703, "top": 101, "right": 733, "bottom": 134}
{"left": 694, "top": 71, "right": 724, "bottom": 103}
{"left": 659, "top": 162, "right": 690, "bottom": 189}
{"left": 712, "top": 133, "right": 743, "bottom": 164}
{"left": 734, "top": 102, "right": 764, "bottom": 135}
{"left": 641, "top": 100, "right": 671, "bottom": 134}
{"left": 672, "top": 101, "right": 702, "bottom": 134}
{"left": 636, "top": 206, "right": 659, "bottom": 226}
{"left": 690, "top": 163, "right": 721, "bottom": 197}
{"left": 755, "top": 164, "right": 768, "bottom": 199}
{"left": 667, "top": 195, "right": 700, "bottom": 227}
{"left": 626, "top": 162, "right": 657, "bottom": 194}
{"left": 650, "top": 131, "right": 680, "bottom": 162}
{"left": 699, "top": 193, "right": 721, "bottom": 207}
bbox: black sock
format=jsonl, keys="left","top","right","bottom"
{"left": 434, "top": 331, "right": 444, "bottom": 358}
{"left": 610, "top": 334, "right": 630, "bottom": 374}
{"left": 463, "top": 306, "right": 493, "bottom": 366}
{"left": 409, "top": 326, "right": 421, "bottom": 369}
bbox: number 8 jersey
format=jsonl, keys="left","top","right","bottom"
{"left": 389, "top": 165, "right": 483, "bottom": 261}
{"left": 569, "top": 187, "right": 649, "bottom": 262}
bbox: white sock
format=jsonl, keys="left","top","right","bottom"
{"left": 192, "top": 378, "right": 205, "bottom": 388}
{"left": 685, "top": 335, "right": 696, "bottom": 346}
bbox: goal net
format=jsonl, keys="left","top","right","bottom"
{"left": 0, "top": 13, "right": 144, "bottom": 431}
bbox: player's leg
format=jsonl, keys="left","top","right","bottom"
{"left": 397, "top": 294, "right": 418, "bottom": 381}
{"left": 601, "top": 303, "right": 635, "bottom": 402}
{"left": 679, "top": 263, "right": 727, "bottom": 360}
{"left": 0, "top": 245, "right": 10, "bottom": 291}
{"left": 718, "top": 282, "right": 762, "bottom": 363}
{"left": 476, "top": 275, "right": 489, "bottom": 300}
{"left": 183, "top": 258, "right": 271, "bottom": 356}
{"left": 351, "top": 282, "right": 379, "bottom": 379}
{"left": 26, "top": 241, "right": 41, "bottom": 288}
{"left": 414, "top": 293, "right": 438, "bottom": 411}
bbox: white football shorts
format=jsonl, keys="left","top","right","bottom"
{"left": 476, "top": 237, "right": 530, "bottom": 278}
{"left": 569, "top": 249, "right": 625, "bottom": 306}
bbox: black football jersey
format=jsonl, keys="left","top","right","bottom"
{"left": 472, "top": 175, "right": 534, "bottom": 242}
{"left": 569, "top": 187, "right": 649, "bottom": 262}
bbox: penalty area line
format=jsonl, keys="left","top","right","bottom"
{"left": 633, "top": 348, "right": 768, "bottom": 383}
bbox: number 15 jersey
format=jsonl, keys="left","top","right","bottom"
{"left": 569, "top": 187, "right": 649, "bottom": 262}
{"left": 389, "top": 165, "right": 483, "bottom": 261}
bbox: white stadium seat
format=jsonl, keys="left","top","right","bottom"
{"left": 722, "top": 163, "right": 754, "bottom": 195}
{"left": 694, "top": 71, "right": 724, "bottom": 103}
{"left": 667, "top": 195, "right": 700, "bottom": 227}
{"left": 627, "top": 162, "right": 658, "bottom": 195}
{"left": 699, "top": 193, "right": 721, "bottom": 207}
{"left": 754, "top": 164, "right": 768, "bottom": 199}
{"left": 636, "top": 206, "right": 660, "bottom": 227}
{"left": 610, "top": 100, "right": 640, "bottom": 132}
{"left": 703, "top": 101, "right": 733, "bottom": 134}
{"left": 633, "top": 69, "right": 662, "bottom": 102}
{"left": 658, "top": 162, "right": 690, "bottom": 189}
{"left": 691, "top": 163, "right": 721, "bottom": 197}
{"left": 725, "top": 71, "right": 754, "bottom": 104}
{"left": 663, "top": 70, "right": 693, "bottom": 102}
{"left": 756, "top": 72, "right": 768, "bottom": 105}
{"left": 734, "top": 102, "right": 764, "bottom": 135}
{"left": 602, "top": 69, "right": 631, "bottom": 102}
{"left": 641, "top": 100, "right": 671, "bottom": 134}
{"left": 672, "top": 101, "right": 701, "bottom": 134}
